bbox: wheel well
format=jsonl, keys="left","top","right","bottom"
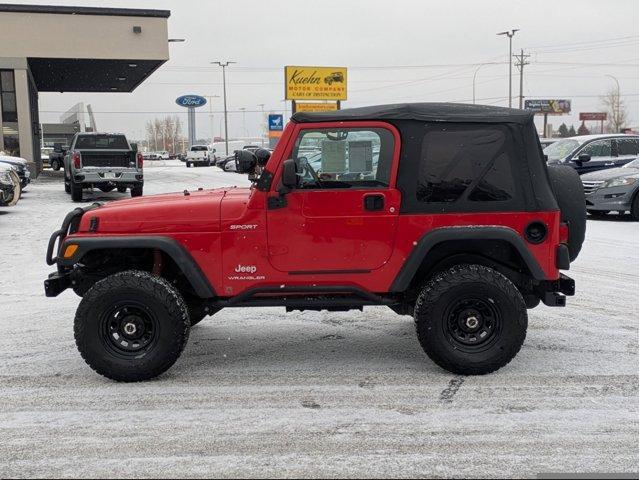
{"left": 406, "top": 239, "right": 536, "bottom": 297}
{"left": 73, "top": 248, "right": 198, "bottom": 298}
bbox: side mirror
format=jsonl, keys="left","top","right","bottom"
{"left": 280, "top": 159, "right": 298, "bottom": 191}
{"left": 578, "top": 153, "right": 591, "bottom": 163}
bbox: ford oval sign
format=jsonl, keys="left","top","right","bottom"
{"left": 175, "top": 95, "right": 207, "bottom": 108}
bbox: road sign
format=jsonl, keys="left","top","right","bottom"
{"left": 285, "top": 66, "right": 347, "bottom": 101}
{"left": 268, "top": 114, "right": 284, "bottom": 131}
{"left": 295, "top": 102, "right": 339, "bottom": 113}
{"left": 579, "top": 112, "right": 607, "bottom": 121}
{"left": 175, "top": 95, "right": 207, "bottom": 108}
{"left": 524, "top": 99, "right": 571, "bottom": 114}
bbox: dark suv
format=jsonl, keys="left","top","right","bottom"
{"left": 45, "top": 103, "right": 585, "bottom": 382}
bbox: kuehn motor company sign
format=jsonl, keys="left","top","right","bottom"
{"left": 285, "top": 66, "right": 347, "bottom": 101}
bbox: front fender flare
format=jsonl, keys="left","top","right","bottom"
{"left": 390, "top": 226, "right": 547, "bottom": 292}
{"left": 57, "top": 236, "right": 215, "bottom": 298}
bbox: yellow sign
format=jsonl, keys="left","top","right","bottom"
{"left": 285, "top": 66, "right": 347, "bottom": 101}
{"left": 295, "top": 102, "right": 339, "bottom": 113}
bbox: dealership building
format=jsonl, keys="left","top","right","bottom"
{"left": 0, "top": 4, "right": 171, "bottom": 175}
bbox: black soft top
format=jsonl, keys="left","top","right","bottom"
{"left": 292, "top": 102, "right": 534, "bottom": 125}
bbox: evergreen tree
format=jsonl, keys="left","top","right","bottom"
{"left": 568, "top": 125, "right": 577, "bottom": 137}
{"left": 558, "top": 123, "right": 569, "bottom": 138}
{"left": 577, "top": 121, "right": 590, "bottom": 135}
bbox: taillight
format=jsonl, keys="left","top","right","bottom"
{"left": 559, "top": 222, "right": 569, "bottom": 244}
{"left": 137, "top": 152, "right": 144, "bottom": 169}
{"left": 72, "top": 151, "right": 81, "bottom": 169}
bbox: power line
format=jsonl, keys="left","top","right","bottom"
{"left": 513, "top": 49, "right": 530, "bottom": 109}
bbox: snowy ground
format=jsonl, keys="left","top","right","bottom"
{"left": 0, "top": 161, "right": 637, "bottom": 478}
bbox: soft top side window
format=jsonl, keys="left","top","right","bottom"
{"left": 291, "top": 127, "right": 394, "bottom": 189}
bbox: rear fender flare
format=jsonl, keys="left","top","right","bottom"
{"left": 58, "top": 236, "right": 215, "bottom": 298}
{"left": 390, "top": 227, "right": 547, "bottom": 292}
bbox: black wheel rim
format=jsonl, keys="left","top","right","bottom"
{"left": 444, "top": 297, "right": 502, "bottom": 351}
{"left": 99, "top": 301, "right": 159, "bottom": 357}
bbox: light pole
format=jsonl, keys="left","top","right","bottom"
{"left": 257, "top": 103, "right": 265, "bottom": 146}
{"left": 605, "top": 74, "right": 621, "bottom": 133}
{"left": 211, "top": 61, "right": 236, "bottom": 155}
{"left": 204, "top": 95, "right": 220, "bottom": 143}
{"left": 239, "top": 107, "right": 248, "bottom": 138}
{"left": 497, "top": 29, "right": 519, "bottom": 108}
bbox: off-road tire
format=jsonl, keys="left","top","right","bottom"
{"left": 414, "top": 264, "right": 528, "bottom": 375}
{"left": 131, "top": 184, "right": 143, "bottom": 197}
{"left": 547, "top": 165, "right": 586, "bottom": 261}
{"left": 631, "top": 193, "right": 639, "bottom": 221}
{"left": 70, "top": 181, "right": 83, "bottom": 202}
{"left": 74, "top": 270, "right": 190, "bottom": 382}
{"left": 117, "top": 185, "right": 127, "bottom": 193}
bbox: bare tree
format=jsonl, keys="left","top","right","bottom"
{"left": 601, "top": 87, "right": 628, "bottom": 133}
{"left": 145, "top": 120, "right": 158, "bottom": 151}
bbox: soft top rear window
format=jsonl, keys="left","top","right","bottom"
{"left": 75, "top": 135, "right": 128, "bottom": 150}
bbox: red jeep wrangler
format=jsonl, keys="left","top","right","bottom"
{"left": 45, "top": 103, "right": 585, "bottom": 382}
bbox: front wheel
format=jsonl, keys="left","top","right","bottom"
{"left": 414, "top": 264, "right": 527, "bottom": 375}
{"left": 186, "top": 161, "right": 192, "bottom": 168}
{"left": 74, "top": 271, "right": 190, "bottom": 382}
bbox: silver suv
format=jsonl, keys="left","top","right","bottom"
{"left": 63, "top": 133, "right": 143, "bottom": 202}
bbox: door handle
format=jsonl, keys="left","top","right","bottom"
{"left": 364, "top": 194, "right": 384, "bottom": 211}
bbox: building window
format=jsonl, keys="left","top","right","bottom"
{"left": 0, "top": 69, "right": 19, "bottom": 156}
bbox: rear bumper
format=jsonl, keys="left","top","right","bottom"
{"left": 72, "top": 169, "right": 142, "bottom": 184}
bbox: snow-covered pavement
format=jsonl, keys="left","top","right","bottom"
{"left": 0, "top": 162, "right": 637, "bottom": 478}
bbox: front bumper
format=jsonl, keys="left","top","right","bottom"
{"left": 585, "top": 185, "right": 635, "bottom": 211}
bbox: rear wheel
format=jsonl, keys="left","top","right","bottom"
{"left": 71, "top": 181, "right": 83, "bottom": 202}
{"left": 74, "top": 271, "right": 190, "bottom": 382}
{"left": 64, "top": 169, "right": 71, "bottom": 193}
{"left": 414, "top": 264, "right": 527, "bottom": 375}
{"left": 131, "top": 184, "right": 143, "bottom": 197}
{"left": 51, "top": 158, "right": 61, "bottom": 171}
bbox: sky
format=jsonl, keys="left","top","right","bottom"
{"left": 12, "top": 0, "right": 639, "bottom": 140}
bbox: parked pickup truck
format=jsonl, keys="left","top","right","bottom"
{"left": 185, "top": 145, "right": 215, "bottom": 167}
{"left": 63, "top": 133, "right": 143, "bottom": 202}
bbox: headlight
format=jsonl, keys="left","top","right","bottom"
{"left": 603, "top": 177, "right": 637, "bottom": 188}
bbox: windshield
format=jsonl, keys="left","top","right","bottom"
{"left": 191, "top": 146, "right": 208, "bottom": 151}
{"left": 624, "top": 158, "right": 639, "bottom": 168}
{"left": 543, "top": 138, "right": 580, "bottom": 160}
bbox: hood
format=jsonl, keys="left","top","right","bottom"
{"left": 581, "top": 166, "right": 639, "bottom": 181}
{"left": 0, "top": 155, "right": 27, "bottom": 166}
{"left": 78, "top": 187, "right": 250, "bottom": 234}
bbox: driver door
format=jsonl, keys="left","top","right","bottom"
{"left": 266, "top": 123, "right": 400, "bottom": 274}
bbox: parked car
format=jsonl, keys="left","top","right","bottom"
{"left": 0, "top": 162, "right": 20, "bottom": 206}
{"left": 539, "top": 138, "right": 557, "bottom": 149}
{"left": 143, "top": 152, "right": 159, "bottom": 160}
{"left": 544, "top": 134, "right": 639, "bottom": 174}
{"left": 581, "top": 156, "right": 639, "bottom": 219}
{"left": 215, "top": 155, "right": 234, "bottom": 169}
{"left": 156, "top": 151, "right": 170, "bottom": 160}
{"left": 48, "top": 143, "right": 67, "bottom": 171}
{"left": 63, "top": 132, "right": 143, "bottom": 202}
{"left": 185, "top": 145, "right": 214, "bottom": 167}
{"left": 45, "top": 102, "right": 584, "bottom": 382}
{"left": 0, "top": 154, "right": 30, "bottom": 189}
